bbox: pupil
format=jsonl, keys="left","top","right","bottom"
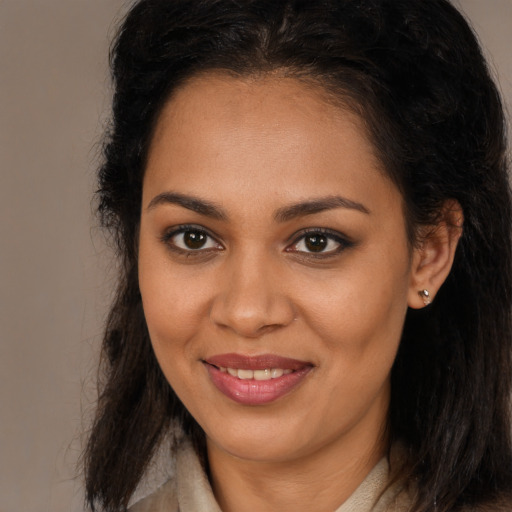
{"left": 305, "top": 234, "right": 327, "bottom": 252}
{"left": 184, "top": 231, "right": 206, "bottom": 249}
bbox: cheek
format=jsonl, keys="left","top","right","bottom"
{"left": 138, "top": 252, "right": 213, "bottom": 406}
{"left": 138, "top": 237, "right": 210, "bottom": 356}
{"left": 309, "top": 270, "right": 407, "bottom": 327}
{"left": 296, "top": 247, "right": 410, "bottom": 369}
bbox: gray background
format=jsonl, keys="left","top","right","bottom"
{"left": 0, "top": 1, "right": 510, "bottom": 511}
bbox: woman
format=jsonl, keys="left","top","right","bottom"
{"left": 84, "top": 0, "right": 512, "bottom": 511}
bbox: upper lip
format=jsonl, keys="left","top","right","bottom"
{"left": 204, "top": 353, "right": 312, "bottom": 371}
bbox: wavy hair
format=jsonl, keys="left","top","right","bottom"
{"left": 84, "top": 1, "right": 512, "bottom": 510}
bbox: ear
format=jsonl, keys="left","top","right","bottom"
{"left": 408, "top": 200, "right": 464, "bottom": 309}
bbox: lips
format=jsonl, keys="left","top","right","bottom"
{"left": 203, "top": 353, "right": 313, "bottom": 405}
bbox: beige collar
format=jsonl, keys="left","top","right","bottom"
{"left": 130, "top": 439, "right": 408, "bottom": 512}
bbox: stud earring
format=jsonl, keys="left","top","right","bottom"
{"left": 418, "top": 289, "right": 432, "bottom": 306}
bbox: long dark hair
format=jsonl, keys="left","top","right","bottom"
{"left": 84, "top": 1, "right": 512, "bottom": 510}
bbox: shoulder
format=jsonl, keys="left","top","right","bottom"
{"left": 128, "top": 479, "right": 178, "bottom": 512}
{"left": 128, "top": 437, "right": 220, "bottom": 512}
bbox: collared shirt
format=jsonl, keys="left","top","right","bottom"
{"left": 130, "top": 439, "right": 409, "bottom": 512}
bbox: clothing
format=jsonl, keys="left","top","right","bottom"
{"left": 129, "top": 439, "right": 410, "bottom": 512}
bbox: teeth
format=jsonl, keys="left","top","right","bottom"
{"left": 237, "top": 369, "right": 254, "bottom": 380}
{"left": 220, "top": 367, "right": 294, "bottom": 380}
{"left": 254, "top": 369, "right": 271, "bottom": 380}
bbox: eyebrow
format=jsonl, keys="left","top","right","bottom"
{"left": 146, "top": 192, "right": 228, "bottom": 220}
{"left": 146, "top": 191, "right": 370, "bottom": 221}
{"left": 274, "top": 195, "right": 370, "bottom": 222}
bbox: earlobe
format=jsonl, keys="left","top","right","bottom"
{"left": 408, "top": 200, "right": 463, "bottom": 309}
{"left": 417, "top": 289, "right": 432, "bottom": 306}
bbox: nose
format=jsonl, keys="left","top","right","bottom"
{"left": 209, "top": 250, "right": 295, "bottom": 338}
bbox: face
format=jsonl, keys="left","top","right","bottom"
{"left": 138, "top": 74, "right": 415, "bottom": 465}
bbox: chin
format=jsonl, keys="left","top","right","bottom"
{"left": 201, "top": 412, "right": 329, "bottom": 465}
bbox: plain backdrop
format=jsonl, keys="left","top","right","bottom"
{"left": 0, "top": 1, "right": 511, "bottom": 511}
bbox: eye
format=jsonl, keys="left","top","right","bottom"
{"left": 286, "top": 229, "right": 352, "bottom": 255}
{"left": 163, "top": 226, "right": 223, "bottom": 253}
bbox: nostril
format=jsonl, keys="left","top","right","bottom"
{"left": 209, "top": 269, "right": 296, "bottom": 337}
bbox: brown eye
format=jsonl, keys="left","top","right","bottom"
{"left": 304, "top": 234, "right": 328, "bottom": 252}
{"left": 286, "top": 229, "right": 350, "bottom": 256}
{"left": 166, "top": 227, "right": 222, "bottom": 252}
{"left": 183, "top": 230, "right": 207, "bottom": 249}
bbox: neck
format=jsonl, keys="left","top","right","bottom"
{"left": 207, "top": 428, "right": 387, "bottom": 512}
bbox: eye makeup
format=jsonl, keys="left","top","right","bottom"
{"left": 160, "top": 224, "right": 224, "bottom": 258}
{"left": 159, "top": 223, "right": 355, "bottom": 264}
{"left": 285, "top": 227, "right": 355, "bottom": 259}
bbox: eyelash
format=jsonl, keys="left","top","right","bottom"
{"left": 160, "top": 225, "right": 353, "bottom": 258}
{"left": 285, "top": 228, "right": 354, "bottom": 258}
{"left": 160, "top": 224, "right": 222, "bottom": 256}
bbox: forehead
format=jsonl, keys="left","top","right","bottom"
{"left": 144, "top": 72, "right": 398, "bottom": 215}
{"left": 149, "top": 72, "right": 379, "bottom": 164}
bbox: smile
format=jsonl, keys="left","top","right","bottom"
{"left": 219, "top": 367, "right": 293, "bottom": 380}
{"left": 203, "top": 353, "right": 313, "bottom": 405}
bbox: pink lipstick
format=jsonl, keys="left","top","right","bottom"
{"left": 203, "top": 353, "right": 313, "bottom": 405}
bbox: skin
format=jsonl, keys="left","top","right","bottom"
{"left": 138, "top": 73, "right": 461, "bottom": 512}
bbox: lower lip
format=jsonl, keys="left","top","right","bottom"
{"left": 205, "top": 364, "right": 312, "bottom": 405}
